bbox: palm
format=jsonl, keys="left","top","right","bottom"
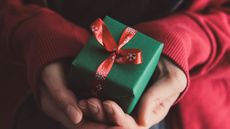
{"left": 39, "top": 57, "right": 186, "bottom": 129}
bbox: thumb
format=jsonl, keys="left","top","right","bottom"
{"left": 137, "top": 58, "right": 187, "bottom": 126}
{"left": 41, "top": 62, "right": 83, "bottom": 124}
{"left": 138, "top": 77, "right": 180, "bottom": 126}
{"left": 137, "top": 78, "right": 172, "bottom": 125}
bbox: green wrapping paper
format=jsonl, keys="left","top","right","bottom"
{"left": 69, "top": 16, "right": 163, "bottom": 113}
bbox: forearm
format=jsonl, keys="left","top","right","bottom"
{"left": 134, "top": 6, "right": 230, "bottom": 101}
{"left": 0, "top": 0, "right": 89, "bottom": 98}
{"left": 0, "top": 1, "right": 41, "bottom": 64}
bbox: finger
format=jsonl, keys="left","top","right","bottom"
{"left": 87, "top": 98, "right": 108, "bottom": 123}
{"left": 79, "top": 99, "right": 108, "bottom": 123}
{"left": 40, "top": 86, "right": 81, "bottom": 129}
{"left": 41, "top": 86, "right": 109, "bottom": 129}
{"left": 78, "top": 100, "right": 89, "bottom": 116}
{"left": 103, "top": 100, "right": 136, "bottom": 127}
{"left": 41, "top": 63, "right": 82, "bottom": 124}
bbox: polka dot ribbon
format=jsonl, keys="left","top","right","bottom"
{"left": 91, "top": 18, "right": 142, "bottom": 96}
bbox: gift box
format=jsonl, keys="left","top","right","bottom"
{"left": 69, "top": 16, "right": 163, "bottom": 113}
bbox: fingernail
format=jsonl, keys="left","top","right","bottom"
{"left": 66, "top": 105, "right": 81, "bottom": 124}
{"left": 88, "top": 100, "right": 99, "bottom": 114}
{"left": 78, "top": 100, "right": 87, "bottom": 110}
{"left": 103, "top": 102, "right": 113, "bottom": 114}
{"left": 143, "top": 113, "right": 151, "bottom": 126}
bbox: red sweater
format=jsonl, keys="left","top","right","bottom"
{"left": 1, "top": 0, "right": 230, "bottom": 129}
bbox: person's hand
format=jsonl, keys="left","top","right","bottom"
{"left": 136, "top": 57, "right": 187, "bottom": 127}
{"left": 39, "top": 56, "right": 186, "bottom": 129}
{"left": 39, "top": 62, "right": 82, "bottom": 128}
{"left": 39, "top": 62, "right": 142, "bottom": 129}
{"left": 80, "top": 57, "right": 187, "bottom": 129}
{"left": 39, "top": 62, "right": 114, "bottom": 129}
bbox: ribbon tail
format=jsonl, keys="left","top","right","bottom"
{"left": 93, "top": 54, "right": 116, "bottom": 95}
{"left": 96, "top": 54, "right": 115, "bottom": 81}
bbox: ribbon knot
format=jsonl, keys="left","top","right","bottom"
{"left": 91, "top": 18, "right": 142, "bottom": 96}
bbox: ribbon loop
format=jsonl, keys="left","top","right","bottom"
{"left": 118, "top": 27, "right": 137, "bottom": 50}
{"left": 96, "top": 53, "right": 116, "bottom": 81}
{"left": 91, "top": 18, "right": 117, "bottom": 52}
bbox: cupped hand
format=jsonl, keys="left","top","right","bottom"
{"left": 39, "top": 62, "right": 113, "bottom": 129}
{"left": 39, "top": 56, "right": 186, "bottom": 129}
{"left": 80, "top": 57, "right": 187, "bottom": 129}
{"left": 136, "top": 57, "right": 187, "bottom": 127}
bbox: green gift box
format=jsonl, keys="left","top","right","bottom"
{"left": 69, "top": 16, "right": 163, "bottom": 114}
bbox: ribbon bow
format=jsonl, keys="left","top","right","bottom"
{"left": 91, "top": 18, "right": 142, "bottom": 96}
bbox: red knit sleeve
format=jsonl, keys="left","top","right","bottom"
{"left": 134, "top": 6, "right": 230, "bottom": 102}
{"left": 0, "top": 1, "right": 89, "bottom": 99}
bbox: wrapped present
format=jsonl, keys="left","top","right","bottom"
{"left": 69, "top": 16, "right": 163, "bottom": 113}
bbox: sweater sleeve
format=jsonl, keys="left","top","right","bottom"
{"left": 134, "top": 6, "right": 230, "bottom": 102}
{"left": 0, "top": 1, "right": 89, "bottom": 99}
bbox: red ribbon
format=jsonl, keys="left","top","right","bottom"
{"left": 91, "top": 18, "right": 142, "bottom": 96}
